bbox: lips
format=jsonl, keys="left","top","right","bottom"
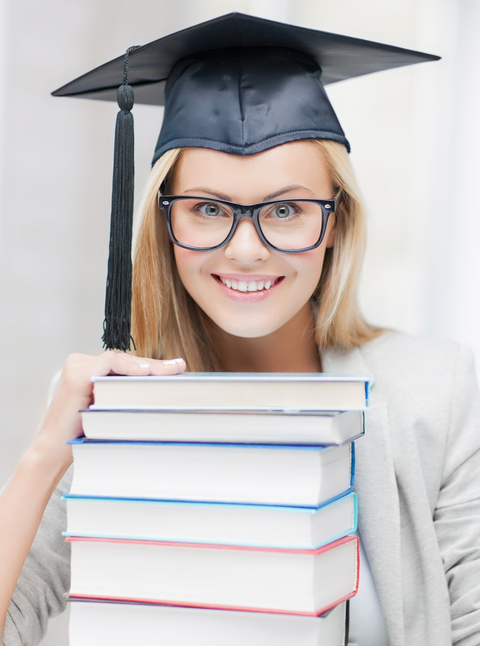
{"left": 216, "top": 276, "right": 281, "bottom": 292}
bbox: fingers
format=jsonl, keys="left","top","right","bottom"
{"left": 55, "top": 352, "right": 186, "bottom": 417}
{"left": 96, "top": 351, "right": 186, "bottom": 377}
{"left": 140, "top": 357, "right": 186, "bottom": 375}
{"left": 33, "top": 352, "right": 187, "bottom": 476}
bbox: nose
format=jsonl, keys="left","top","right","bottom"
{"left": 224, "top": 217, "right": 270, "bottom": 263}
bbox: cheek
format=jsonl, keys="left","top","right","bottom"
{"left": 173, "top": 246, "right": 218, "bottom": 303}
{"left": 174, "top": 247, "right": 203, "bottom": 287}
{"left": 174, "top": 246, "right": 191, "bottom": 282}
{"left": 290, "top": 247, "right": 327, "bottom": 295}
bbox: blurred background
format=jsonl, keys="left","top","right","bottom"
{"left": 0, "top": 0, "right": 479, "bottom": 643}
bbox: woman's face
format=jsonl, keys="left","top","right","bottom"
{"left": 171, "top": 141, "right": 336, "bottom": 338}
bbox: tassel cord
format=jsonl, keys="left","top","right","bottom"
{"left": 102, "top": 45, "right": 140, "bottom": 351}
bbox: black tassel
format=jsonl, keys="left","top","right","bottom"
{"left": 102, "top": 46, "right": 140, "bottom": 351}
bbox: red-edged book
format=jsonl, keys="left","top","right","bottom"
{"left": 67, "top": 534, "right": 359, "bottom": 616}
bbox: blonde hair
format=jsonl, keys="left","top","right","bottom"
{"left": 131, "top": 141, "right": 382, "bottom": 369}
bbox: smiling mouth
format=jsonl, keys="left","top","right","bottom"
{"left": 214, "top": 276, "right": 283, "bottom": 292}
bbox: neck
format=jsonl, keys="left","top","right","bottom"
{"left": 215, "top": 303, "right": 322, "bottom": 373}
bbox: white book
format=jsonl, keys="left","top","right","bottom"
{"left": 91, "top": 373, "right": 369, "bottom": 411}
{"left": 69, "top": 440, "right": 354, "bottom": 507}
{"left": 63, "top": 491, "right": 357, "bottom": 550}
{"left": 80, "top": 408, "right": 364, "bottom": 445}
{"left": 68, "top": 535, "right": 359, "bottom": 615}
{"left": 69, "top": 599, "right": 347, "bottom": 646}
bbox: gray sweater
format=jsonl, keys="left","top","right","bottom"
{"left": 2, "top": 470, "right": 72, "bottom": 645}
{"left": 3, "top": 332, "right": 480, "bottom": 645}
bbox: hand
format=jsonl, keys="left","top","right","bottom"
{"left": 1, "top": 350, "right": 185, "bottom": 636}
{"left": 32, "top": 351, "right": 186, "bottom": 476}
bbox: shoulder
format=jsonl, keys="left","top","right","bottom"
{"left": 358, "top": 331, "right": 478, "bottom": 429}
{"left": 324, "top": 330, "right": 475, "bottom": 392}
{"left": 325, "top": 330, "right": 478, "bottom": 431}
{"left": 359, "top": 329, "right": 463, "bottom": 364}
{"left": 358, "top": 330, "right": 472, "bottom": 383}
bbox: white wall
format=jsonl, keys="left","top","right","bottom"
{"left": 415, "top": 0, "right": 480, "bottom": 361}
{"left": 0, "top": 1, "right": 478, "bottom": 644}
{"left": 0, "top": 0, "right": 6, "bottom": 246}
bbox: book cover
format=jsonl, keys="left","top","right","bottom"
{"left": 91, "top": 373, "right": 369, "bottom": 411}
{"left": 69, "top": 439, "right": 355, "bottom": 507}
{"left": 63, "top": 491, "right": 357, "bottom": 550}
{"left": 80, "top": 408, "right": 364, "bottom": 445}
{"left": 67, "top": 535, "right": 359, "bottom": 616}
{"left": 68, "top": 598, "right": 348, "bottom": 646}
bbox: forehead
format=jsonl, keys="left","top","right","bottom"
{"left": 171, "top": 141, "right": 333, "bottom": 201}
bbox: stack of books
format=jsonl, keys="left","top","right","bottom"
{"left": 65, "top": 373, "right": 368, "bottom": 646}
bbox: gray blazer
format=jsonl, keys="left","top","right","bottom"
{"left": 4, "top": 332, "right": 480, "bottom": 646}
{"left": 323, "top": 332, "right": 480, "bottom": 646}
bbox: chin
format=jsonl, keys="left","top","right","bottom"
{"left": 211, "top": 315, "right": 288, "bottom": 339}
{"left": 225, "top": 327, "right": 273, "bottom": 339}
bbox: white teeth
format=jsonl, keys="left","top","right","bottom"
{"left": 219, "top": 277, "right": 276, "bottom": 292}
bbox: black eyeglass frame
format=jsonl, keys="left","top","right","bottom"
{"left": 157, "top": 193, "right": 337, "bottom": 253}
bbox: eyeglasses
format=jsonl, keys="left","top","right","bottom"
{"left": 158, "top": 194, "right": 337, "bottom": 253}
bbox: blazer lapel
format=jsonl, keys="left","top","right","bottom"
{"left": 322, "top": 346, "right": 405, "bottom": 646}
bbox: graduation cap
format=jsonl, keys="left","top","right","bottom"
{"left": 52, "top": 12, "right": 440, "bottom": 352}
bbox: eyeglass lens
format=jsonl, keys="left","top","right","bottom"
{"left": 170, "top": 199, "right": 325, "bottom": 250}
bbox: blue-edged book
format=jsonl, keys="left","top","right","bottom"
{"left": 68, "top": 439, "right": 355, "bottom": 508}
{"left": 63, "top": 491, "right": 357, "bottom": 550}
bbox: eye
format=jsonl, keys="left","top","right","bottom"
{"left": 271, "top": 203, "right": 296, "bottom": 218}
{"left": 184, "top": 200, "right": 233, "bottom": 221}
{"left": 198, "top": 202, "right": 222, "bottom": 217}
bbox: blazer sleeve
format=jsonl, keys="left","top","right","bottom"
{"left": 2, "top": 469, "right": 72, "bottom": 646}
{"left": 434, "top": 346, "right": 480, "bottom": 646}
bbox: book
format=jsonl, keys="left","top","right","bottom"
{"left": 69, "top": 440, "right": 354, "bottom": 507}
{"left": 80, "top": 408, "right": 364, "bottom": 445}
{"left": 90, "top": 373, "right": 369, "bottom": 411}
{"left": 63, "top": 491, "right": 357, "bottom": 550}
{"left": 67, "top": 535, "right": 359, "bottom": 615}
{"left": 69, "top": 598, "right": 348, "bottom": 646}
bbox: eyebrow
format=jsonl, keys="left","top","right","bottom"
{"left": 263, "top": 185, "right": 316, "bottom": 200}
{"left": 182, "top": 185, "right": 316, "bottom": 202}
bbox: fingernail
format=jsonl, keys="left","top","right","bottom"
{"left": 139, "top": 363, "right": 150, "bottom": 369}
{"left": 164, "top": 358, "right": 184, "bottom": 365}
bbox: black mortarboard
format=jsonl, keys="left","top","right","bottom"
{"left": 52, "top": 13, "right": 439, "bottom": 351}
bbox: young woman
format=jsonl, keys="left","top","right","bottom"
{"left": 1, "top": 14, "right": 480, "bottom": 646}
